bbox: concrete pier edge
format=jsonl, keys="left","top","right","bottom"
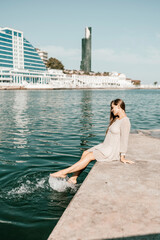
{"left": 48, "top": 133, "right": 160, "bottom": 240}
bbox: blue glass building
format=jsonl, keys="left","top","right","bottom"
{"left": 23, "top": 38, "right": 46, "bottom": 71}
{"left": 0, "top": 27, "right": 46, "bottom": 71}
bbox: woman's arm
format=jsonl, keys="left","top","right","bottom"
{"left": 120, "top": 118, "right": 134, "bottom": 164}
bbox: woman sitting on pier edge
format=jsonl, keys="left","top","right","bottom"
{"left": 50, "top": 98, "right": 134, "bottom": 184}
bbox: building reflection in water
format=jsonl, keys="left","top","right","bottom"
{"left": 13, "top": 91, "right": 29, "bottom": 148}
{"left": 79, "top": 90, "right": 95, "bottom": 151}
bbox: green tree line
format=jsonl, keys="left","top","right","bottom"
{"left": 46, "top": 57, "right": 64, "bottom": 70}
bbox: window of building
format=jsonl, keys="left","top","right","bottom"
{"left": 0, "top": 42, "right": 12, "bottom": 47}
{"left": 0, "top": 55, "right": 12, "bottom": 60}
{"left": 0, "top": 37, "right": 12, "bottom": 43}
{"left": 0, "top": 63, "right": 13, "bottom": 67}
{"left": 0, "top": 46, "right": 12, "bottom": 52}
{"left": 0, "top": 59, "right": 13, "bottom": 64}
{"left": 0, "top": 33, "right": 12, "bottom": 39}
{"left": 18, "top": 33, "right": 21, "bottom": 37}
{"left": 14, "top": 32, "right": 17, "bottom": 36}
{"left": 4, "top": 29, "right": 12, "bottom": 35}
{"left": 0, "top": 50, "right": 13, "bottom": 55}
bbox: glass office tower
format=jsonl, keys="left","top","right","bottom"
{"left": 80, "top": 27, "right": 92, "bottom": 73}
{"left": 0, "top": 27, "right": 46, "bottom": 71}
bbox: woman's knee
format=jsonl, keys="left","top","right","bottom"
{"left": 82, "top": 150, "right": 89, "bottom": 156}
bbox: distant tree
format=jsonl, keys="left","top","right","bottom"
{"left": 46, "top": 57, "right": 64, "bottom": 70}
{"left": 73, "top": 69, "right": 77, "bottom": 74}
{"left": 103, "top": 72, "right": 110, "bottom": 76}
{"left": 154, "top": 81, "right": 158, "bottom": 85}
{"left": 95, "top": 72, "right": 101, "bottom": 76}
{"left": 133, "top": 81, "right": 140, "bottom": 86}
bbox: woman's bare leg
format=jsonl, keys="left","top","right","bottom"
{"left": 50, "top": 151, "right": 95, "bottom": 179}
{"left": 68, "top": 151, "right": 89, "bottom": 184}
{"left": 68, "top": 168, "right": 86, "bottom": 184}
{"left": 50, "top": 150, "right": 89, "bottom": 180}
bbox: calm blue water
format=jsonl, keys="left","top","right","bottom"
{"left": 0, "top": 89, "right": 159, "bottom": 240}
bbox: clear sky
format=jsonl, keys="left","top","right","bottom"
{"left": 1, "top": 0, "right": 160, "bottom": 84}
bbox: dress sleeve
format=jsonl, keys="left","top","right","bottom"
{"left": 120, "top": 118, "right": 131, "bottom": 155}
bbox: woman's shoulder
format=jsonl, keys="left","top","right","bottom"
{"left": 121, "top": 116, "right": 131, "bottom": 126}
{"left": 123, "top": 116, "right": 130, "bottom": 121}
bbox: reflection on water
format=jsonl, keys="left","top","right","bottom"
{"left": 13, "top": 91, "right": 29, "bottom": 147}
{"left": 80, "top": 90, "right": 94, "bottom": 150}
{"left": 0, "top": 89, "right": 159, "bottom": 240}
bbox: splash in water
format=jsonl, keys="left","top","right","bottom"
{"left": 49, "top": 176, "right": 78, "bottom": 192}
{"left": 7, "top": 178, "right": 46, "bottom": 197}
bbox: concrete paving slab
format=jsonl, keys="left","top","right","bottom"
{"left": 48, "top": 133, "right": 160, "bottom": 240}
{"left": 127, "top": 133, "right": 160, "bottom": 162}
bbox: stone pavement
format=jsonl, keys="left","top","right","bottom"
{"left": 48, "top": 133, "right": 160, "bottom": 240}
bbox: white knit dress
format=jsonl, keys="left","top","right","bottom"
{"left": 87, "top": 117, "right": 131, "bottom": 161}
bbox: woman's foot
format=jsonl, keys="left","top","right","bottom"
{"left": 50, "top": 171, "right": 67, "bottom": 179}
{"left": 67, "top": 176, "right": 77, "bottom": 184}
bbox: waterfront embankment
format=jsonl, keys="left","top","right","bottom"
{"left": 48, "top": 133, "right": 160, "bottom": 240}
{"left": 0, "top": 85, "right": 160, "bottom": 90}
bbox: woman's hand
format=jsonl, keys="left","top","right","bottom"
{"left": 120, "top": 157, "right": 134, "bottom": 164}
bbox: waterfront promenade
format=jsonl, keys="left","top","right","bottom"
{"left": 0, "top": 85, "right": 160, "bottom": 90}
{"left": 48, "top": 133, "right": 160, "bottom": 240}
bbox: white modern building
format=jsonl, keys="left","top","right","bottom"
{"left": 36, "top": 48, "right": 48, "bottom": 65}
{"left": 0, "top": 27, "right": 134, "bottom": 89}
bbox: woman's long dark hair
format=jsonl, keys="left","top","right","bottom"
{"left": 106, "top": 99, "right": 125, "bottom": 135}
